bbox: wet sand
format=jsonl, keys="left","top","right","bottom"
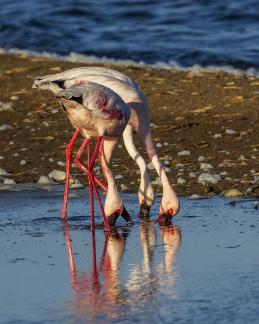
{"left": 0, "top": 52, "right": 259, "bottom": 196}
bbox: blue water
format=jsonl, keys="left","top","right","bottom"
{"left": 0, "top": 187, "right": 259, "bottom": 323}
{"left": 1, "top": 0, "right": 259, "bottom": 71}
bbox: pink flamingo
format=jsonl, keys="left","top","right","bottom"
{"left": 33, "top": 67, "right": 180, "bottom": 224}
{"left": 54, "top": 82, "right": 130, "bottom": 230}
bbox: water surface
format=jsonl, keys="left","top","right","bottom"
{"left": 1, "top": 0, "right": 259, "bottom": 71}
{"left": 0, "top": 188, "right": 259, "bottom": 323}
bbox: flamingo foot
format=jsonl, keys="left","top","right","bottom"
{"left": 106, "top": 211, "right": 121, "bottom": 226}
{"left": 120, "top": 205, "right": 133, "bottom": 223}
{"left": 138, "top": 202, "right": 151, "bottom": 219}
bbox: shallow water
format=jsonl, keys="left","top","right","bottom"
{"left": 0, "top": 188, "right": 259, "bottom": 323}
{"left": 1, "top": 0, "right": 259, "bottom": 71}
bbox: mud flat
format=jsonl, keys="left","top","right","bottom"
{"left": 0, "top": 52, "right": 259, "bottom": 196}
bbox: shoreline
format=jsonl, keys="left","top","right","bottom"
{"left": 0, "top": 52, "right": 259, "bottom": 197}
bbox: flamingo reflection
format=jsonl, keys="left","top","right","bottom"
{"left": 62, "top": 221, "right": 181, "bottom": 320}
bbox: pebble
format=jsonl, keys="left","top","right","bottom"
{"left": 198, "top": 156, "right": 205, "bottom": 162}
{"left": 156, "top": 143, "right": 162, "bottom": 148}
{"left": 115, "top": 174, "right": 123, "bottom": 180}
{"left": 0, "top": 168, "right": 8, "bottom": 176}
{"left": 120, "top": 183, "right": 130, "bottom": 191}
{"left": 164, "top": 167, "right": 171, "bottom": 172}
{"left": 3, "top": 178, "right": 16, "bottom": 185}
{"left": 200, "top": 163, "right": 214, "bottom": 172}
{"left": 189, "top": 172, "right": 197, "bottom": 178}
{"left": 214, "top": 133, "right": 222, "bottom": 138}
{"left": 37, "top": 175, "right": 54, "bottom": 185}
{"left": 189, "top": 194, "right": 202, "bottom": 199}
{"left": 57, "top": 161, "right": 65, "bottom": 167}
{"left": 164, "top": 160, "right": 170, "bottom": 166}
{"left": 0, "top": 155, "right": 4, "bottom": 160}
{"left": 220, "top": 171, "right": 228, "bottom": 176}
{"left": 20, "top": 160, "right": 26, "bottom": 165}
{"left": 0, "top": 102, "right": 13, "bottom": 112}
{"left": 164, "top": 155, "right": 173, "bottom": 161}
{"left": 222, "top": 189, "right": 242, "bottom": 198}
{"left": 0, "top": 124, "right": 12, "bottom": 131}
{"left": 147, "top": 161, "right": 155, "bottom": 170}
{"left": 225, "top": 129, "right": 236, "bottom": 134}
{"left": 49, "top": 158, "right": 54, "bottom": 162}
{"left": 48, "top": 169, "right": 66, "bottom": 182}
{"left": 198, "top": 173, "right": 221, "bottom": 185}
{"left": 178, "top": 150, "right": 190, "bottom": 156}
{"left": 118, "top": 144, "right": 123, "bottom": 148}
{"left": 177, "top": 177, "right": 186, "bottom": 185}
{"left": 152, "top": 177, "right": 162, "bottom": 186}
{"left": 70, "top": 179, "right": 84, "bottom": 189}
{"left": 51, "top": 109, "right": 59, "bottom": 114}
{"left": 10, "top": 95, "right": 19, "bottom": 101}
{"left": 238, "top": 155, "right": 247, "bottom": 161}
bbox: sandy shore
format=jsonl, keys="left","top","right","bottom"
{"left": 0, "top": 52, "right": 258, "bottom": 196}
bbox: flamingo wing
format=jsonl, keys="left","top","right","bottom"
{"left": 57, "top": 83, "right": 127, "bottom": 121}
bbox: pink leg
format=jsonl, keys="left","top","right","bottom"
{"left": 75, "top": 138, "right": 110, "bottom": 232}
{"left": 61, "top": 129, "right": 80, "bottom": 220}
{"left": 87, "top": 138, "right": 110, "bottom": 232}
{"left": 75, "top": 140, "right": 107, "bottom": 193}
{"left": 88, "top": 141, "right": 95, "bottom": 232}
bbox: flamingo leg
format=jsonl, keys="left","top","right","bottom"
{"left": 87, "top": 138, "right": 110, "bottom": 232}
{"left": 61, "top": 129, "right": 80, "bottom": 220}
{"left": 75, "top": 137, "right": 110, "bottom": 232}
{"left": 75, "top": 139, "right": 107, "bottom": 193}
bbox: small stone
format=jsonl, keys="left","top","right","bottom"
{"left": 37, "top": 175, "right": 54, "bottom": 185}
{"left": 120, "top": 183, "right": 130, "bottom": 191}
{"left": 49, "top": 158, "right": 54, "bottom": 162}
{"left": 164, "top": 142, "right": 168, "bottom": 146}
{"left": 200, "top": 163, "right": 214, "bottom": 172}
{"left": 0, "top": 168, "right": 8, "bottom": 176}
{"left": 3, "top": 178, "right": 16, "bottom": 185}
{"left": 9, "top": 141, "right": 14, "bottom": 145}
{"left": 70, "top": 179, "right": 84, "bottom": 189}
{"left": 189, "top": 172, "right": 196, "bottom": 178}
{"left": 220, "top": 171, "right": 228, "bottom": 176}
{"left": 238, "top": 155, "right": 247, "bottom": 161}
{"left": 164, "top": 167, "right": 171, "bottom": 172}
{"left": 51, "top": 109, "right": 59, "bottom": 114}
{"left": 252, "top": 148, "right": 258, "bottom": 152}
{"left": 177, "top": 177, "right": 186, "bottom": 185}
{"left": 0, "top": 124, "right": 12, "bottom": 131}
{"left": 147, "top": 161, "right": 155, "bottom": 170}
{"left": 152, "top": 177, "right": 162, "bottom": 186}
{"left": 0, "top": 102, "right": 13, "bottom": 112}
{"left": 57, "top": 161, "right": 65, "bottom": 167}
{"left": 164, "top": 155, "right": 173, "bottom": 161}
{"left": 13, "top": 153, "right": 19, "bottom": 157}
{"left": 178, "top": 150, "right": 190, "bottom": 156}
{"left": 118, "top": 144, "right": 123, "bottom": 148}
{"left": 222, "top": 189, "right": 242, "bottom": 198}
{"left": 225, "top": 129, "right": 236, "bottom": 134}
{"left": 198, "top": 173, "right": 221, "bottom": 185}
{"left": 43, "top": 121, "right": 49, "bottom": 127}
{"left": 115, "top": 174, "right": 123, "bottom": 180}
{"left": 10, "top": 95, "right": 19, "bottom": 100}
{"left": 164, "top": 160, "right": 170, "bottom": 166}
{"left": 198, "top": 156, "right": 205, "bottom": 162}
{"left": 0, "top": 155, "right": 4, "bottom": 160}
{"left": 20, "top": 160, "right": 26, "bottom": 165}
{"left": 48, "top": 169, "right": 66, "bottom": 182}
{"left": 189, "top": 194, "right": 201, "bottom": 199}
{"left": 156, "top": 143, "right": 162, "bottom": 148}
{"left": 214, "top": 133, "right": 222, "bottom": 138}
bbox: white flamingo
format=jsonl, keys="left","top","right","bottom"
{"left": 54, "top": 82, "right": 130, "bottom": 230}
{"left": 33, "top": 67, "right": 180, "bottom": 224}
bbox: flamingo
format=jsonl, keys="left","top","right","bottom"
{"left": 33, "top": 66, "right": 180, "bottom": 224}
{"left": 52, "top": 82, "right": 131, "bottom": 230}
